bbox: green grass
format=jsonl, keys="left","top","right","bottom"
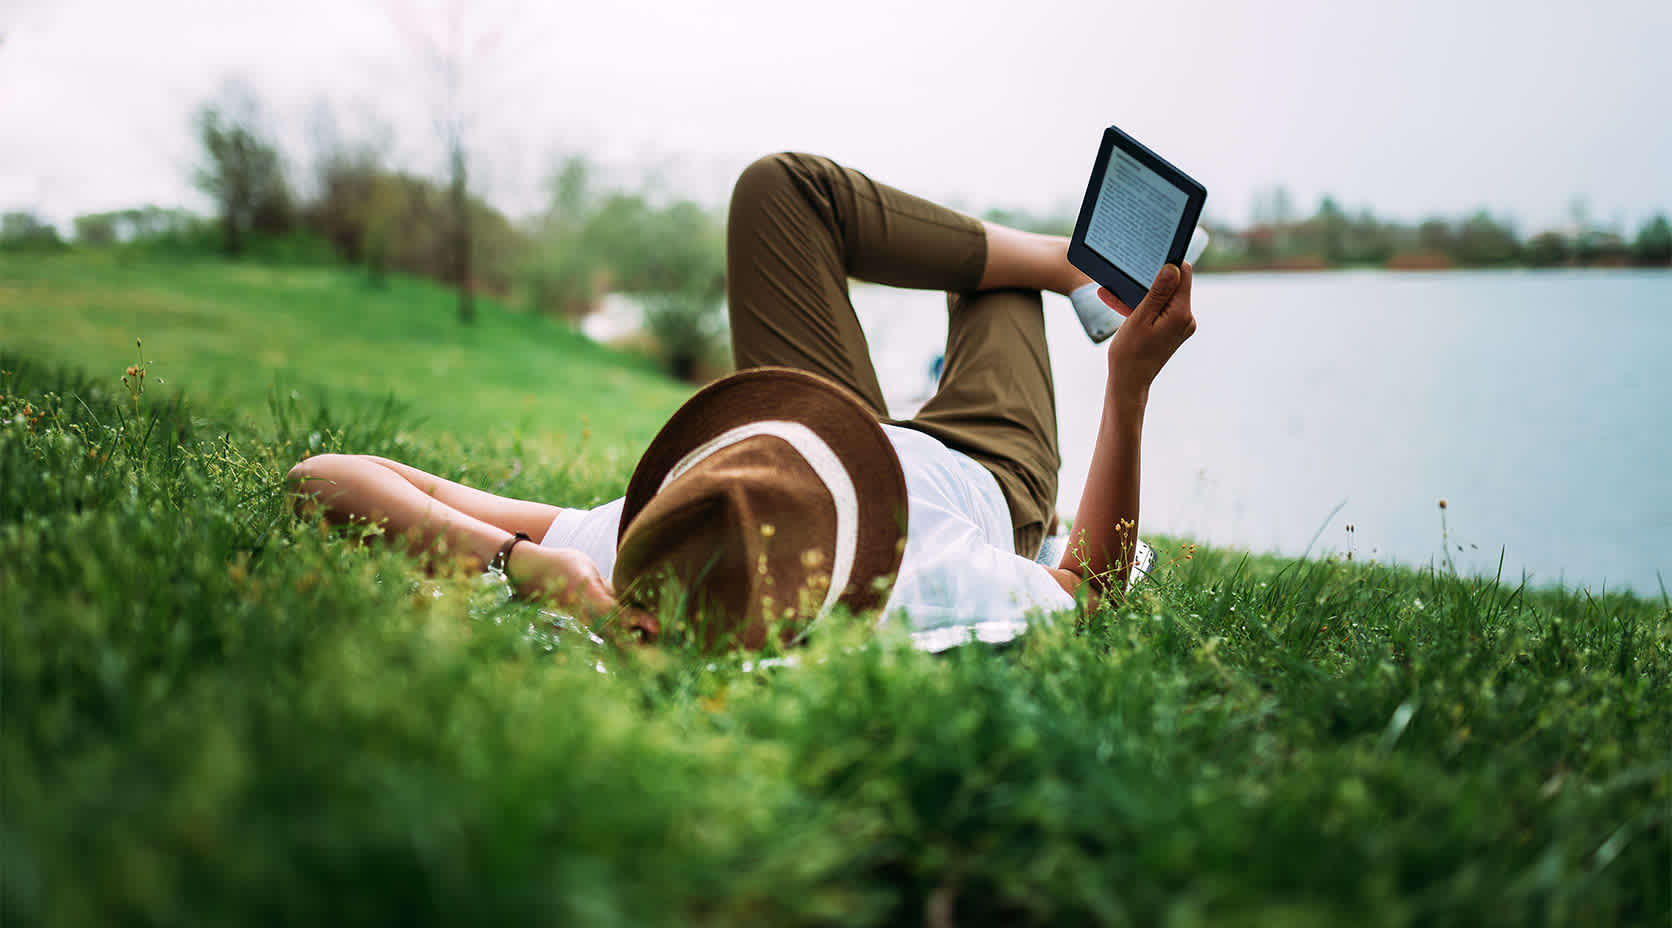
{"left": 3, "top": 252, "right": 1669, "bottom": 925}
{"left": 0, "top": 250, "right": 688, "bottom": 501}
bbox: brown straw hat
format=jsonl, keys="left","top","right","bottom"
{"left": 613, "top": 367, "right": 908, "bottom": 649}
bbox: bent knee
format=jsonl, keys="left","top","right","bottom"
{"left": 731, "top": 151, "right": 822, "bottom": 210}
{"left": 285, "top": 452, "right": 350, "bottom": 497}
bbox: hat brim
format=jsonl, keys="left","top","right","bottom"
{"left": 618, "top": 367, "right": 908, "bottom": 616}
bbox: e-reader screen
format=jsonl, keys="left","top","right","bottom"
{"left": 1068, "top": 125, "right": 1207, "bottom": 311}
{"left": 1084, "top": 149, "right": 1190, "bottom": 290}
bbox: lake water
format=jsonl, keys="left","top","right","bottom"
{"left": 851, "top": 270, "right": 1672, "bottom": 596}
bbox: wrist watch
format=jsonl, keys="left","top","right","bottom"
{"left": 489, "top": 531, "right": 532, "bottom": 574}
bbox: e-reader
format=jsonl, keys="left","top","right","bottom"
{"left": 1068, "top": 124, "right": 1208, "bottom": 312}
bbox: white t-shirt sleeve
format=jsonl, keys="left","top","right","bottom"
{"left": 538, "top": 497, "right": 625, "bottom": 580}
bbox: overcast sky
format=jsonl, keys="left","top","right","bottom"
{"left": 3, "top": 0, "right": 1669, "bottom": 234}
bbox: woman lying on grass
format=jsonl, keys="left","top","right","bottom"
{"left": 288, "top": 152, "right": 1196, "bottom": 651}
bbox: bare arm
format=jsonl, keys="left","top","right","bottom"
{"left": 1049, "top": 262, "right": 1196, "bottom": 598}
{"left": 287, "top": 453, "right": 560, "bottom": 569}
{"left": 286, "top": 453, "right": 657, "bottom": 638}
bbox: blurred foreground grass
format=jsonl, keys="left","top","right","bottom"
{"left": 2, "top": 253, "right": 1669, "bottom": 925}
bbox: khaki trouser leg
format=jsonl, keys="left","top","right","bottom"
{"left": 903, "top": 289, "right": 1059, "bottom": 558}
{"left": 725, "top": 152, "right": 1058, "bottom": 557}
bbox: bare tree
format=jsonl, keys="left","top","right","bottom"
{"left": 192, "top": 81, "right": 293, "bottom": 258}
{"left": 305, "top": 99, "right": 398, "bottom": 274}
{"left": 389, "top": 0, "right": 524, "bottom": 325}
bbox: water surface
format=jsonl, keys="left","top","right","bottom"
{"left": 853, "top": 270, "right": 1672, "bottom": 595}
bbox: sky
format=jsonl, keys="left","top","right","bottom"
{"left": 3, "top": 0, "right": 1669, "bottom": 236}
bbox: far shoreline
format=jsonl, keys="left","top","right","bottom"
{"left": 1197, "top": 255, "right": 1672, "bottom": 274}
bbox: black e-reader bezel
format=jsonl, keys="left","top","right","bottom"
{"left": 1067, "top": 124, "right": 1208, "bottom": 310}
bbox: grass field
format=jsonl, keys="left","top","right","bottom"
{"left": 3, "top": 252, "right": 1669, "bottom": 925}
{"left": 0, "top": 250, "right": 689, "bottom": 499}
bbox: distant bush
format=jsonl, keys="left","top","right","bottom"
{"left": 1574, "top": 229, "right": 1630, "bottom": 267}
{"left": 0, "top": 211, "right": 66, "bottom": 252}
{"left": 640, "top": 288, "right": 728, "bottom": 382}
{"left": 192, "top": 84, "right": 295, "bottom": 258}
{"left": 1632, "top": 214, "right": 1672, "bottom": 265}
{"left": 1523, "top": 231, "right": 1571, "bottom": 268}
{"left": 76, "top": 206, "right": 205, "bottom": 250}
{"left": 1450, "top": 211, "right": 1522, "bottom": 267}
{"left": 65, "top": 206, "right": 224, "bottom": 259}
{"left": 72, "top": 212, "right": 118, "bottom": 246}
{"left": 523, "top": 156, "right": 729, "bottom": 377}
{"left": 116, "top": 215, "right": 223, "bottom": 260}
{"left": 302, "top": 147, "right": 521, "bottom": 293}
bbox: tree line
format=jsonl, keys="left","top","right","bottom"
{"left": 1208, "top": 191, "right": 1671, "bottom": 271}
{"left": 977, "top": 195, "right": 1672, "bottom": 271}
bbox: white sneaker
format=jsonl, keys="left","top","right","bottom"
{"left": 1035, "top": 533, "right": 1156, "bottom": 591}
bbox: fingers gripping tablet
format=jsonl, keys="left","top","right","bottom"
{"left": 1068, "top": 125, "right": 1208, "bottom": 321}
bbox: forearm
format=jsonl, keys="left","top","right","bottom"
{"left": 360, "top": 456, "right": 562, "bottom": 540}
{"left": 287, "top": 454, "right": 641, "bottom": 629}
{"left": 1051, "top": 263, "right": 1195, "bottom": 599}
{"left": 288, "top": 454, "right": 514, "bottom": 570}
{"left": 1059, "top": 384, "right": 1148, "bottom": 595}
{"left": 977, "top": 221, "right": 1089, "bottom": 295}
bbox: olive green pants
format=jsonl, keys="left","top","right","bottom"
{"left": 726, "top": 152, "right": 1059, "bottom": 558}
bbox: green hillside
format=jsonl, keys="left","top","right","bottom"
{"left": 2, "top": 252, "right": 683, "bottom": 447}
{"left": 2, "top": 252, "right": 1668, "bottom": 925}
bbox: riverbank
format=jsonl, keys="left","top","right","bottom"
{"left": 1198, "top": 253, "right": 1672, "bottom": 272}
